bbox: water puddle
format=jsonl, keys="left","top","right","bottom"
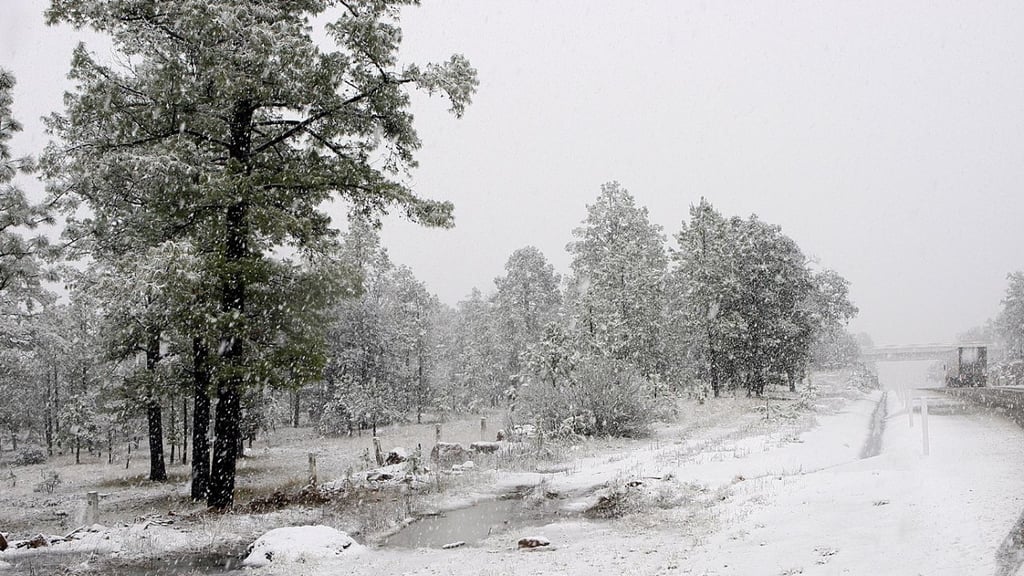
{"left": 4, "top": 549, "right": 247, "bottom": 576}
{"left": 380, "top": 492, "right": 570, "bottom": 549}
{"left": 104, "top": 551, "right": 244, "bottom": 576}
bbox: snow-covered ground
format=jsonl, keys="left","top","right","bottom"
{"left": 242, "top": 369, "right": 1024, "bottom": 576}
{"left": 2, "top": 366, "right": 1022, "bottom": 575}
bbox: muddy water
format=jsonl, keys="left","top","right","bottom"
{"left": 12, "top": 550, "right": 248, "bottom": 576}
{"left": 380, "top": 495, "right": 570, "bottom": 549}
{"left": 103, "top": 551, "right": 244, "bottom": 576}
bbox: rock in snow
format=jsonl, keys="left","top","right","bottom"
{"left": 242, "top": 525, "right": 364, "bottom": 568}
{"left": 517, "top": 536, "right": 551, "bottom": 549}
{"left": 431, "top": 442, "right": 468, "bottom": 465}
{"left": 470, "top": 441, "right": 501, "bottom": 453}
{"left": 384, "top": 447, "right": 409, "bottom": 465}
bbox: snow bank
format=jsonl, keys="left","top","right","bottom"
{"left": 241, "top": 525, "right": 364, "bottom": 568}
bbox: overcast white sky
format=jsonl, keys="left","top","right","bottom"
{"left": 4, "top": 1, "right": 1024, "bottom": 346}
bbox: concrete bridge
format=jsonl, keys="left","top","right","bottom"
{"left": 862, "top": 343, "right": 991, "bottom": 362}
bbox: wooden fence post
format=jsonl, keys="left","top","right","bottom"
{"left": 308, "top": 452, "right": 318, "bottom": 486}
{"left": 86, "top": 491, "right": 99, "bottom": 524}
{"left": 480, "top": 417, "right": 487, "bottom": 441}
{"left": 373, "top": 437, "right": 383, "bottom": 466}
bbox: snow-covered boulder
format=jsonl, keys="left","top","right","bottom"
{"left": 470, "top": 441, "right": 501, "bottom": 453}
{"left": 517, "top": 536, "right": 550, "bottom": 549}
{"left": 384, "top": 447, "right": 409, "bottom": 465}
{"left": 242, "top": 526, "right": 363, "bottom": 568}
{"left": 452, "top": 460, "right": 475, "bottom": 472}
{"left": 430, "top": 442, "right": 467, "bottom": 465}
{"left": 365, "top": 463, "right": 409, "bottom": 482}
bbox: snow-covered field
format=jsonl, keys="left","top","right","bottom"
{"left": 2, "top": 366, "right": 1022, "bottom": 575}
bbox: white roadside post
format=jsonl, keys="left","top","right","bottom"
{"left": 921, "top": 397, "right": 930, "bottom": 456}
{"left": 308, "top": 452, "right": 318, "bottom": 486}
{"left": 909, "top": 393, "right": 914, "bottom": 428}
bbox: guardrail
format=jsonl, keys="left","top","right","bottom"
{"left": 937, "top": 387, "right": 1024, "bottom": 428}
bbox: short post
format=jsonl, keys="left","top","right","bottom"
{"left": 86, "top": 491, "right": 99, "bottom": 524}
{"left": 308, "top": 452, "right": 318, "bottom": 486}
{"left": 372, "top": 437, "right": 383, "bottom": 466}
{"left": 908, "top": 394, "right": 914, "bottom": 428}
{"left": 921, "top": 397, "right": 930, "bottom": 456}
{"left": 435, "top": 423, "right": 442, "bottom": 444}
{"left": 480, "top": 417, "right": 487, "bottom": 441}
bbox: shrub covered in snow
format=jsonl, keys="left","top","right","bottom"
{"left": 521, "top": 356, "right": 654, "bottom": 438}
{"left": 13, "top": 448, "right": 46, "bottom": 466}
{"left": 242, "top": 525, "right": 363, "bottom": 568}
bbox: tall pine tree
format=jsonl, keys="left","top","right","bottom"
{"left": 44, "top": 0, "right": 476, "bottom": 508}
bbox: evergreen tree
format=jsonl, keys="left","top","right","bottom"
{"left": 44, "top": 0, "right": 476, "bottom": 508}
{"left": 567, "top": 182, "right": 668, "bottom": 377}
{"left": 493, "top": 246, "right": 561, "bottom": 390}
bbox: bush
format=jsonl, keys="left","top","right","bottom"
{"left": 13, "top": 448, "right": 46, "bottom": 466}
{"left": 521, "top": 356, "right": 655, "bottom": 439}
{"left": 33, "top": 471, "right": 61, "bottom": 494}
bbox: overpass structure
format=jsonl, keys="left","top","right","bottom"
{"left": 862, "top": 343, "right": 992, "bottom": 362}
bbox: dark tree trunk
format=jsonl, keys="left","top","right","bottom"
{"left": 191, "top": 337, "right": 212, "bottom": 501}
{"left": 53, "top": 364, "right": 60, "bottom": 444}
{"left": 208, "top": 200, "right": 246, "bottom": 508}
{"left": 45, "top": 366, "right": 54, "bottom": 456}
{"left": 209, "top": 384, "right": 240, "bottom": 508}
{"left": 147, "top": 400, "right": 167, "bottom": 481}
{"left": 168, "top": 401, "right": 176, "bottom": 465}
{"left": 146, "top": 328, "right": 167, "bottom": 482}
{"left": 208, "top": 101, "right": 253, "bottom": 510}
{"left": 181, "top": 397, "right": 188, "bottom": 465}
{"left": 291, "top": 389, "right": 300, "bottom": 428}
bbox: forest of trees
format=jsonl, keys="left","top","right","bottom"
{"left": 0, "top": 1, "right": 861, "bottom": 509}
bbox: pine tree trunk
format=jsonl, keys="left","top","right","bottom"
{"left": 53, "top": 364, "right": 60, "bottom": 444}
{"left": 209, "top": 383, "right": 240, "bottom": 508}
{"left": 208, "top": 201, "right": 247, "bottom": 509}
{"left": 146, "top": 329, "right": 167, "bottom": 482}
{"left": 181, "top": 397, "right": 188, "bottom": 466}
{"left": 291, "top": 389, "right": 300, "bottom": 428}
{"left": 208, "top": 102, "right": 253, "bottom": 510}
{"left": 191, "top": 337, "right": 211, "bottom": 501}
{"left": 45, "top": 367, "right": 53, "bottom": 456}
{"left": 168, "top": 401, "right": 176, "bottom": 465}
{"left": 147, "top": 400, "right": 167, "bottom": 481}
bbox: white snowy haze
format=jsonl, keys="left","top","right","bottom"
{"left": 4, "top": 1, "right": 1024, "bottom": 346}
